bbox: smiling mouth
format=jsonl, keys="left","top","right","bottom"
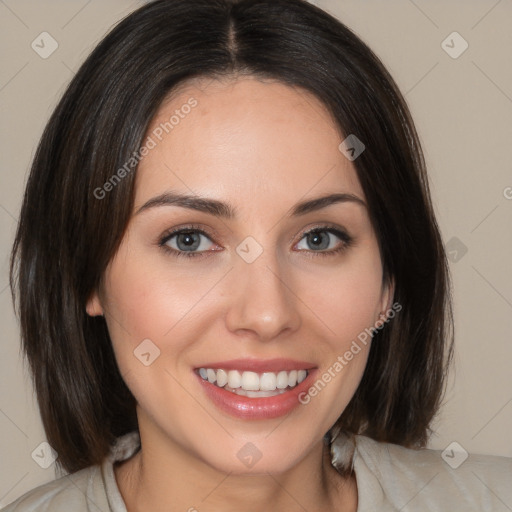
{"left": 196, "top": 368, "right": 309, "bottom": 398}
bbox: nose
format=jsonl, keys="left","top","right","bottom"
{"left": 224, "top": 247, "right": 302, "bottom": 342}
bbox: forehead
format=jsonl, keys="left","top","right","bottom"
{"left": 135, "top": 76, "right": 364, "bottom": 208}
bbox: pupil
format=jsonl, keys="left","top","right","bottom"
{"left": 178, "top": 232, "right": 199, "bottom": 250}
{"left": 309, "top": 232, "right": 328, "bottom": 250}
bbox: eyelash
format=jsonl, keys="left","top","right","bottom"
{"left": 157, "top": 223, "right": 354, "bottom": 260}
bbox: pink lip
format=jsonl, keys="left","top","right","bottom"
{"left": 195, "top": 364, "right": 318, "bottom": 420}
{"left": 195, "top": 358, "right": 316, "bottom": 373}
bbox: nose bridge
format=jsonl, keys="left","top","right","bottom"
{"left": 225, "top": 236, "right": 301, "bottom": 339}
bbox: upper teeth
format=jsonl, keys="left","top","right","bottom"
{"left": 198, "top": 368, "right": 308, "bottom": 391}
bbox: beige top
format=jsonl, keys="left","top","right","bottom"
{"left": 2, "top": 431, "right": 511, "bottom": 511}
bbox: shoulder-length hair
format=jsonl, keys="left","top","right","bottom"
{"left": 10, "top": 0, "right": 453, "bottom": 475}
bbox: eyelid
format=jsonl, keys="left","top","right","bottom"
{"left": 293, "top": 222, "right": 350, "bottom": 241}
{"left": 159, "top": 223, "right": 217, "bottom": 243}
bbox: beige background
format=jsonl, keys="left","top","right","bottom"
{"left": 1, "top": 0, "right": 511, "bottom": 506}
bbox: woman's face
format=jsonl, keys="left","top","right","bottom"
{"left": 88, "top": 76, "right": 393, "bottom": 474}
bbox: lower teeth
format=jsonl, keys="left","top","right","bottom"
{"left": 223, "top": 385, "right": 292, "bottom": 398}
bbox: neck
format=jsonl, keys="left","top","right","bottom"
{"left": 115, "top": 429, "right": 357, "bottom": 512}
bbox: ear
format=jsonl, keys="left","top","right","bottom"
{"left": 86, "top": 289, "right": 104, "bottom": 317}
{"left": 378, "top": 276, "right": 395, "bottom": 320}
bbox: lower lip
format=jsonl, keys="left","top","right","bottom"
{"left": 196, "top": 370, "right": 317, "bottom": 420}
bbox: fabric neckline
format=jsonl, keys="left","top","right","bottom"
{"left": 100, "top": 430, "right": 384, "bottom": 512}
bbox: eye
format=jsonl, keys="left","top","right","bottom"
{"left": 158, "top": 224, "right": 353, "bottom": 260}
{"left": 295, "top": 226, "right": 353, "bottom": 256}
{"left": 158, "top": 225, "right": 219, "bottom": 259}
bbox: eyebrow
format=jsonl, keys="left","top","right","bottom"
{"left": 135, "top": 191, "right": 366, "bottom": 218}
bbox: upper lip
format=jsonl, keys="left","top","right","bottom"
{"left": 195, "top": 358, "right": 316, "bottom": 373}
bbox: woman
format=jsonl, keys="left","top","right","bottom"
{"left": 5, "top": 0, "right": 510, "bottom": 511}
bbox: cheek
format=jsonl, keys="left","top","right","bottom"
{"left": 297, "top": 256, "right": 381, "bottom": 421}
{"left": 101, "top": 254, "right": 209, "bottom": 425}
{"left": 298, "top": 244, "right": 384, "bottom": 345}
{"left": 103, "top": 247, "right": 214, "bottom": 342}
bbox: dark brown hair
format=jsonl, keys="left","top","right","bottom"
{"left": 10, "top": 0, "right": 453, "bottom": 475}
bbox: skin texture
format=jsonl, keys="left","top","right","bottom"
{"left": 87, "top": 76, "right": 394, "bottom": 512}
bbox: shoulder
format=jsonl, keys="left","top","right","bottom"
{"left": 1, "top": 432, "right": 140, "bottom": 512}
{"left": 351, "top": 435, "right": 512, "bottom": 512}
{"left": 1, "top": 465, "right": 109, "bottom": 512}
